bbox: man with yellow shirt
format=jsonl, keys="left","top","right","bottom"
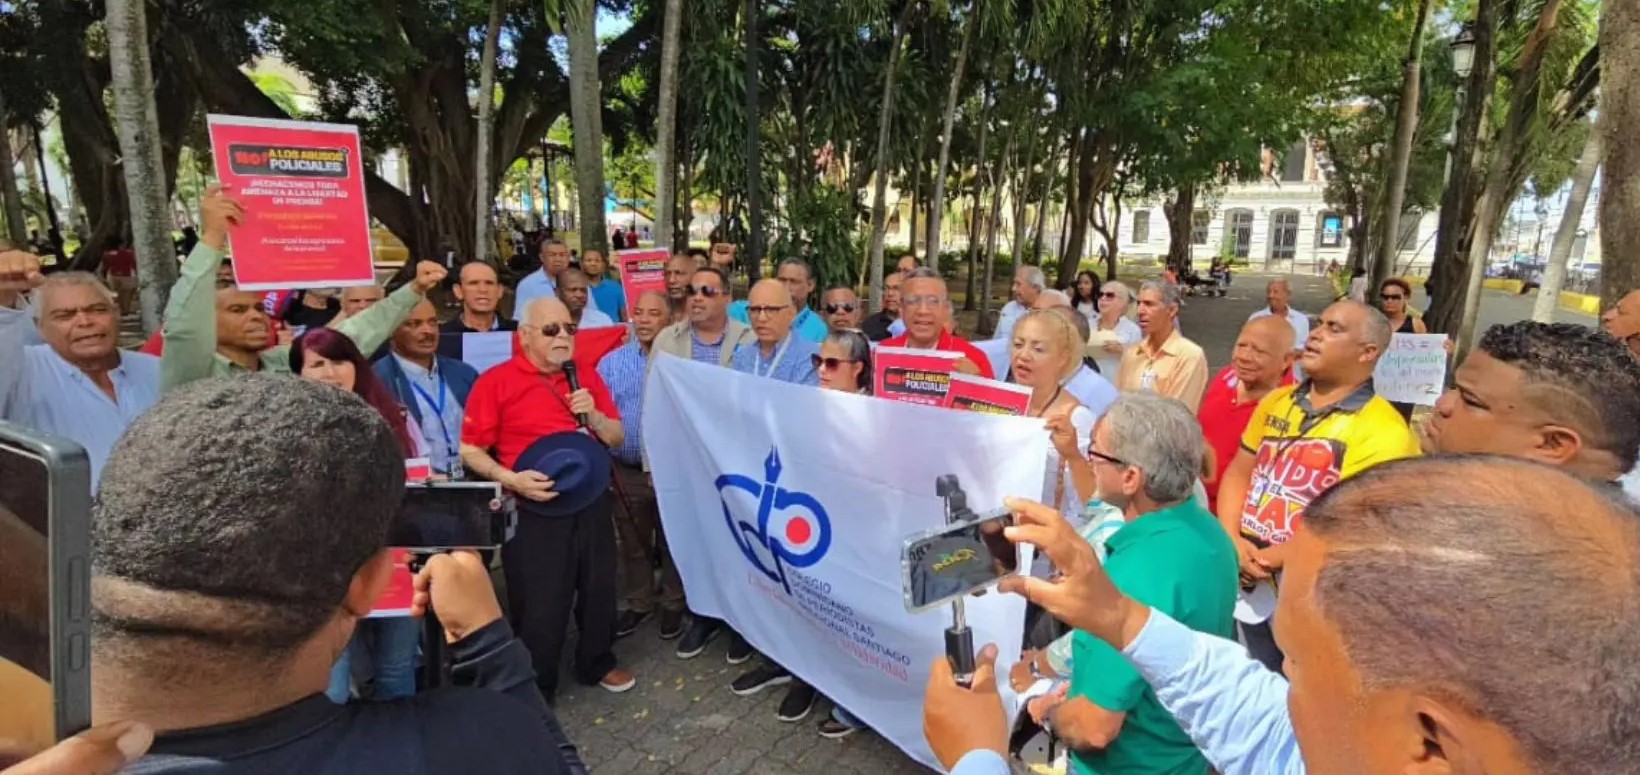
{"left": 1214, "top": 300, "right": 1418, "bottom": 672}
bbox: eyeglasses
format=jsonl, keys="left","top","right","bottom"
{"left": 810, "top": 355, "right": 858, "bottom": 370}
{"left": 824, "top": 302, "right": 857, "bottom": 314}
{"left": 535, "top": 322, "right": 579, "bottom": 338}
{"left": 747, "top": 304, "right": 790, "bottom": 318}
{"left": 687, "top": 285, "right": 723, "bottom": 298}
{"left": 1100, "top": 291, "right": 1121, "bottom": 299}
{"left": 902, "top": 295, "right": 948, "bottom": 309}
{"left": 1380, "top": 293, "right": 1405, "bottom": 302}
{"left": 1086, "top": 447, "right": 1127, "bottom": 467}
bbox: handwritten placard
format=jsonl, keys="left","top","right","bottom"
{"left": 1373, "top": 333, "right": 1448, "bottom": 405}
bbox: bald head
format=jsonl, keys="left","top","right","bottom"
{"left": 747, "top": 278, "right": 796, "bottom": 346}
{"left": 1244, "top": 314, "right": 1297, "bottom": 354}
{"left": 522, "top": 296, "right": 572, "bottom": 328}
{"left": 748, "top": 278, "right": 793, "bottom": 307}
{"left": 1265, "top": 278, "right": 1292, "bottom": 313}
{"left": 1301, "top": 455, "right": 1640, "bottom": 774}
{"left": 1301, "top": 300, "right": 1391, "bottom": 384}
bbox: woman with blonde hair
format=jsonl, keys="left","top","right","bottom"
{"left": 1009, "top": 309, "right": 1097, "bottom": 522}
{"left": 1089, "top": 280, "right": 1141, "bottom": 378}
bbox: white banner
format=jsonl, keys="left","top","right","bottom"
{"left": 644, "top": 355, "right": 1047, "bottom": 770}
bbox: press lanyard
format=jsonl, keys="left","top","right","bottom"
{"left": 408, "top": 372, "right": 460, "bottom": 472}
{"left": 756, "top": 337, "right": 792, "bottom": 378}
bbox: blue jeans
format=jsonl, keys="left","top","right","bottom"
{"left": 326, "top": 616, "right": 422, "bottom": 703}
{"left": 831, "top": 706, "right": 865, "bottom": 728}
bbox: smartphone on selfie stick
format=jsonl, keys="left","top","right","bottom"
{"left": 0, "top": 422, "right": 92, "bottom": 746}
{"left": 901, "top": 475, "right": 1021, "bottom": 688}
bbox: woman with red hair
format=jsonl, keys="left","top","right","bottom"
{"left": 288, "top": 328, "right": 423, "bottom": 703}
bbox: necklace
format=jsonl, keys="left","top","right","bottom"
{"left": 1028, "top": 385, "right": 1064, "bottom": 418}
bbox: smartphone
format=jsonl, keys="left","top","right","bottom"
{"left": 0, "top": 423, "right": 92, "bottom": 747}
{"left": 388, "top": 481, "right": 509, "bottom": 551}
{"left": 901, "top": 509, "right": 1021, "bottom": 613}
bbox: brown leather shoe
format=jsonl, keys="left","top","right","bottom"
{"left": 599, "top": 667, "right": 636, "bottom": 693}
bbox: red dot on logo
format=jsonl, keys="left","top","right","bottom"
{"left": 785, "top": 519, "right": 812, "bottom": 545}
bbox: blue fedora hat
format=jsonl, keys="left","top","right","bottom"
{"left": 512, "top": 431, "right": 613, "bottom": 518}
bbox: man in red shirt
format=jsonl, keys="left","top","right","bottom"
{"left": 879, "top": 267, "right": 994, "bottom": 379}
{"left": 459, "top": 295, "right": 635, "bottom": 702}
{"left": 1199, "top": 315, "right": 1296, "bottom": 505}
{"left": 101, "top": 237, "right": 138, "bottom": 316}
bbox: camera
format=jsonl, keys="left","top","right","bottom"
{"left": 389, "top": 481, "right": 512, "bottom": 552}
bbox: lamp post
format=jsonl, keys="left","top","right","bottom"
{"left": 1443, "top": 24, "right": 1477, "bottom": 185}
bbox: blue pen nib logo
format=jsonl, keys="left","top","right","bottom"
{"left": 715, "top": 446, "right": 832, "bottom": 595}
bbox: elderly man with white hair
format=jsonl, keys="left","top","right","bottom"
{"left": 0, "top": 249, "right": 162, "bottom": 485}
{"left": 1247, "top": 279, "right": 1309, "bottom": 357}
{"left": 997, "top": 265, "right": 1047, "bottom": 344}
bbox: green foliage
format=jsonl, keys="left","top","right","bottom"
{"left": 768, "top": 182, "right": 864, "bottom": 295}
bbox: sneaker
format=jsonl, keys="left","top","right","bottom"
{"left": 675, "top": 619, "right": 721, "bottom": 659}
{"left": 599, "top": 668, "right": 636, "bottom": 693}
{"left": 729, "top": 664, "right": 792, "bottom": 696}
{"left": 817, "top": 717, "right": 860, "bottom": 739}
{"left": 614, "top": 609, "right": 650, "bottom": 639}
{"left": 726, "top": 632, "right": 754, "bottom": 665}
{"left": 777, "top": 683, "right": 818, "bottom": 722}
{"left": 658, "top": 610, "right": 686, "bottom": 640}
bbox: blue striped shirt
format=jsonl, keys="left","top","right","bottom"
{"left": 597, "top": 339, "right": 648, "bottom": 465}
{"left": 729, "top": 334, "right": 819, "bottom": 386}
{"left": 689, "top": 329, "right": 728, "bottom": 364}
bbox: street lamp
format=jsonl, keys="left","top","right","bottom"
{"left": 1451, "top": 23, "right": 1476, "bottom": 79}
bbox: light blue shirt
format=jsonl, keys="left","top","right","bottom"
{"left": 0, "top": 305, "right": 162, "bottom": 487}
{"left": 597, "top": 339, "right": 647, "bottom": 465}
{"left": 728, "top": 300, "right": 828, "bottom": 343}
{"left": 511, "top": 268, "right": 557, "bottom": 321}
{"left": 392, "top": 355, "right": 464, "bottom": 476}
{"left": 1063, "top": 364, "right": 1119, "bottom": 420}
{"left": 948, "top": 611, "right": 1301, "bottom": 775}
{"left": 729, "top": 333, "right": 819, "bottom": 386}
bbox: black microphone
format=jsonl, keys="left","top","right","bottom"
{"left": 562, "top": 361, "right": 588, "bottom": 427}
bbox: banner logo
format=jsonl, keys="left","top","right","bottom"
{"left": 715, "top": 447, "right": 832, "bottom": 594}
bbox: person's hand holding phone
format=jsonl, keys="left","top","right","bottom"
{"left": 411, "top": 550, "right": 502, "bottom": 644}
{"left": 998, "top": 497, "right": 1151, "bottom": 650}
{"left": 922, "top": 643, "right": 1006, "bottom": 769}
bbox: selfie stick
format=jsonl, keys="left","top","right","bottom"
{"left": 407, "top": 552, "right": 451, "bottom": 689}
{"left": 936, "top": 475, "right": 977, "bottom": 688}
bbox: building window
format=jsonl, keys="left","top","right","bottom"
{"left": 1396, "top": 211, "right": 1422, "bottom": 251}
{"left": 1225, "top": 209, "right": 1253, "bottom": 258}
{"left": 1316, "top": 211, "right": 1345, "bottom": 248}
{"left": 1191, "top": 211, "right": 1211, "bottom": 245}
{"left": 1281, "top": 141, "right": 1308, "bottom": 182}
{"left": 1268, "top": 210, "right": 1299, "bottom": 261}
{"left": 1132, "top": 211, "right": 1150, "bottom": 243}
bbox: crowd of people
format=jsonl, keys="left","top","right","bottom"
{"left": 3, "top": 183, "right": 1640, "bottom": 775}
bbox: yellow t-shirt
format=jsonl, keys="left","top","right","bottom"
{"left": 1238, "top": 383, "right": 1420, "bottom": 545}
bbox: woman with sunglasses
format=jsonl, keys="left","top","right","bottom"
{"left": 1379, "top": 277, "right": 1427, "bottom": 422}
{"left": 1089, "top": 280, "right": 1141, "bottom": 378}
{"left": 290, "top": 329, "right": 426, "bottom": 704}
{"left": 810, "top": 329, "right": 873, "bottom": 394}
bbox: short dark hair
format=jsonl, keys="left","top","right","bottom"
{"left": 1306, "top": 455, "right": 1640, "bottom": 774}
{"left": 92, "top": 375, "right": 404, "bottom": 655}
{"left": 1477, "top": 321, "right": 1640, "bottom": 471}
{"left": 776, "top": 257, "right": 814, "bottom": 282}
{"left": 823, "top": 283, "right": 858, "bottom": 296}
{"left": 685, "top": 247, "right": 710, "bottom": 263}
{"left": 691, "top": 265, "right": 729, "bottom": 291}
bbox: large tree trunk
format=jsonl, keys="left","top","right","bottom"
{"left": 107, "top": 0, "right": 178, "bottom": 334}
{"left": 1427, "top": 0, "right": 1498, "bottom": 334}
{"left": 926, "top": 7, "right": 973, "bottom": 274}
{"left": 0, "top": 88, "right": 27, "bottom": 245}
{"left": 1163, "top": 183, "right": 1195, "bottom": 274}
{"left": 1029, "top": 139, "right": 1056, "bottom": 266}
{"left": 567, "top": 0, "right": 609, "bottom": 255}
{"left": 865, "top": 3, "right": 916, "bottom": 313}
{"left": 742, "top": 0, "right": 764, "bottom": 281}
{"left": 1533, "top": 129, "right": 1601, "bottom": 322}
{"left": 652, "top": 0, "right": 683, "bottom": 252}
{"left": 1371, "top": 0, "right": 1433, "bottom": 294}
{"left": 963, "top": 84, "right": 993, "bottom": 312}
{"left": 978, "top": 134, "right": 1013, "bottom": 337}
{"left": 473, "top": 0, "right": 504, "bottom": 264}
{"left": 1455, "top": 0, "right": 1565, "bottom": 359}
{"left": 1601, "top": 0, "right": 1640, "bottom": 307}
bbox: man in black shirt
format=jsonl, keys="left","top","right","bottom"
{"left": 439, "top": 261, "right": 518, "bottom": 360}
{"left": 861, "top": 270, "right": 904, "bottom": 342}
{"left": 89, "top": 375, "right": 583, "bottom": 774}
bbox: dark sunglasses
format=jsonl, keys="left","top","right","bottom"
{"left": 810, "top": 355, "right": 858, "bottom": 370}
{"left": 687, "top": 285, "right": 723, "bottom": 298}
{"left": 824, "top": 302, "right": 858, "bottom": 314}
{"left": 536, "top": 322, "right": 579, "bottom": 337}
{"left": 1380, "top": 293, "right": 1405, "bottom": 302}
{"left": 1100, "top": 291, "right": 1120, "bottom": 299}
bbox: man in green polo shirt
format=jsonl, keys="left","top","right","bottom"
{"left": 1046, "top": 392, "right": 1238, "bottom": 774}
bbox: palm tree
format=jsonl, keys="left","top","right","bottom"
{"left": 106, "top": 0, "right": 178, "bottom": 334}
{"left": 653, "top": 0, "right": 684, "bottom": 251}
{"left": 474, "top": 0, "right": 505, "bottom": 264}
{"left": 565, "top": 0, "right": 609, "bottom": 254}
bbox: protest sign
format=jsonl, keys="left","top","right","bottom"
{"left": 942, "top": 373, "right": 1031, "bottom": 416}
{"left": 1373, "top": 333, "right": 1448, "bottom": 405}
{"left": 646, "top": 355, "right": 1042, "bottom": 769}
{"left": 206, "top": 115, "right": 374, "bottom": 290}
{"left": 367, "top": 549, "right": 416, "bottom": 618}
{"left": 615, "top": 249, "right": 669, "bottom": 318}
{"left": 874, "top": 347, "right": 960, "bottom": 406}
